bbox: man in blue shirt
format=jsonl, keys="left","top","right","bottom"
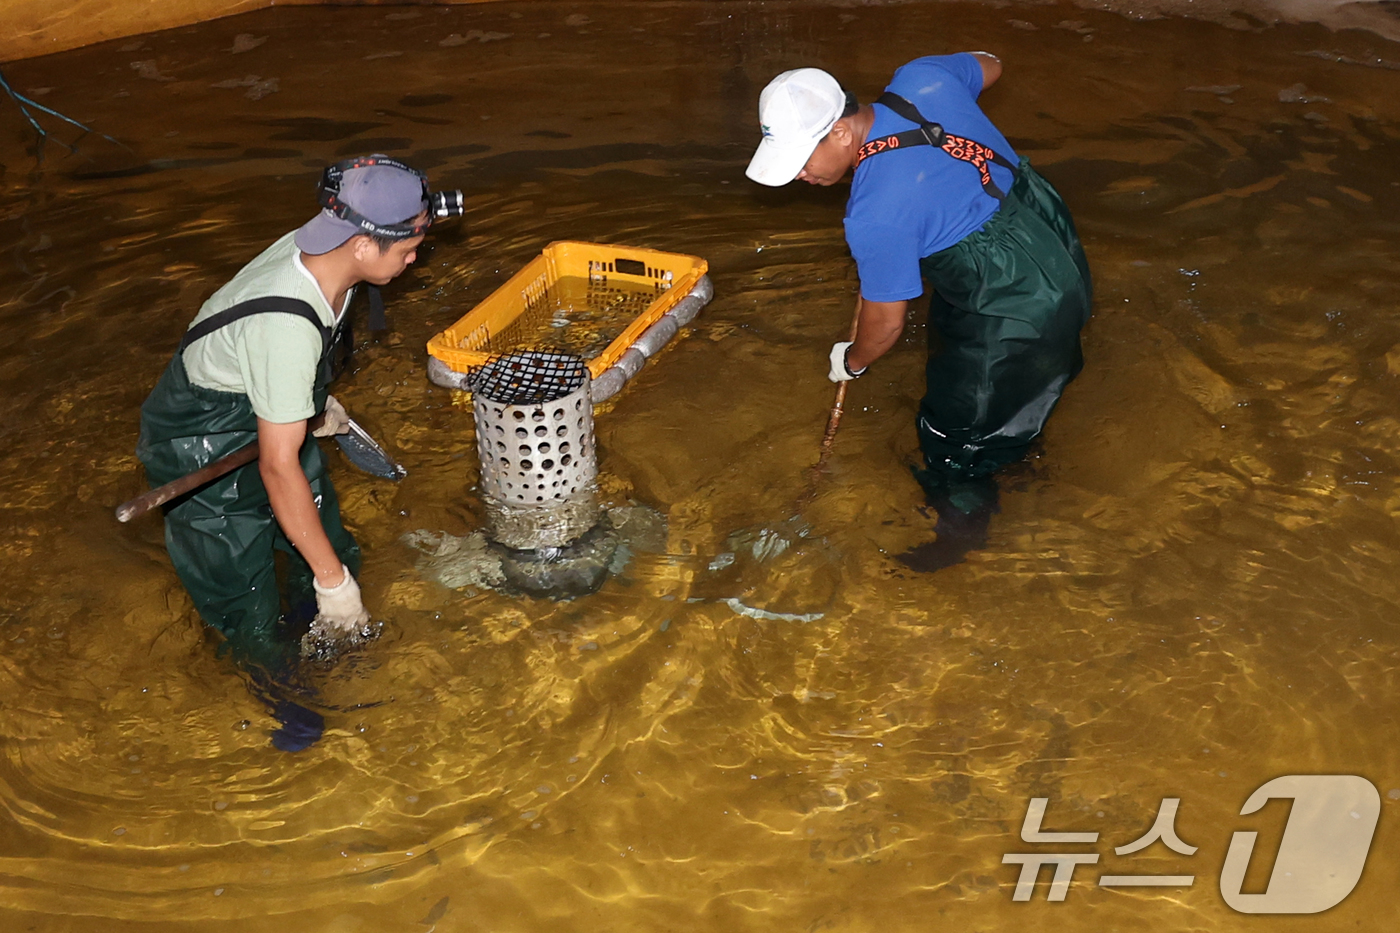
{"left": 747, "top": 54, "right": 1091, "bottom": 569}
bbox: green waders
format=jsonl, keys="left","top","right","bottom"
{"left": 915, "top": 159, "right": 1092, "bottom": 484}
{"left": 136, "top": 300, "right": 361, "bottom": 671}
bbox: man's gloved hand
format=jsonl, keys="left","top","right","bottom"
{"left": 312, "top": 564, "right": 370, "bottom": 632}
{"left": 828, "top": 341, "right": 867, "bottom": 383}
{"left": 312, "top": 395, "right": 350, "bottom": 438}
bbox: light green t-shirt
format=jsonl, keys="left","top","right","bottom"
{"left": 182, "top": 232, "right": 351, "bottom": 424}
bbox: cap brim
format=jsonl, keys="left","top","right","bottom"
{"left": 745, "top": 135, "right": 819, "bottom": 187}
{"left": 295, "top": 210, "right": 361, "bottom": 255}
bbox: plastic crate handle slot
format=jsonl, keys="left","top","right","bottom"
{"left": 614, "top": 258, "right": 647, "bottom": 277}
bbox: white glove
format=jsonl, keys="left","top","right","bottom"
{"left": 312, "top": 395, "right": 350, "bottom": 437}
{"left": 828, "top": 341, "right": 867, "bottom": 383}
{"left": 312, "top": 564, "right": 370, "bottom": 632}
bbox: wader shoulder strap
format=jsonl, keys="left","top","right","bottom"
{"left": 856, "top": 92, "right": 1018, "bottom": 201}
{"left": 366, "top": 285, "right": 387, "bottom": 331}
{"left": 178, "top": 296, "right": 332, "bottom": 356}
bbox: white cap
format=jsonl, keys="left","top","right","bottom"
{"left": 745, "top": 68, "right": 846, "bottom": 187}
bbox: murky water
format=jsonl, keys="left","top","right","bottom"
{"left": 3, "top": 1, "right": 1400, "bottom": 930}
{"left": 487, "top": 275, "right": 666, "bottom": 360}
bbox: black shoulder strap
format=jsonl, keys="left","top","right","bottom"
{"left": 875, "top": 92, "right": 945, "bottom": 134}
{"left": 857, "top": 92, "right": 1018, "bottom": 201}
{"left": 179, "top": 296, "right": 331, "bottom": 355}
{"left": 366, "top": 284, "right": 387, "bottom": 332}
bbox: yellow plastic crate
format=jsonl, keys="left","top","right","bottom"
{"left": 427, "top": 240, "right": 709, "bottom": 381}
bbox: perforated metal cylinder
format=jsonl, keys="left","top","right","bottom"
{"left": 471, "top": 352, "right": 600, "bottom": 549}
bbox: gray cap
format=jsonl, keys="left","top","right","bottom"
{"left": 295, "top": 159, "right": 428, "bottom": 255}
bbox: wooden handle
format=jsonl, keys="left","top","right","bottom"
{"left": 816, "top": 294, "right": 864, "bottom": 465}
{"left": 115, "top": 440, "right": 259, "bottom": 523}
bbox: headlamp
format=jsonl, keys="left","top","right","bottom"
{"left": 318, "top": 155, "right": 465, "bottom": 240}
{"left": 430, "top": 189, "right": 464, "bottom": 219}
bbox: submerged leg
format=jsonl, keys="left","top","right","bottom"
{"left": 268, "top": 697, "right": 327, "bottom": 753}
{"left": 243, "top": 665, "right": 326, "bottom": 753}
{"left": 897, "top": 474, "right": 1001, "bottom": 573}
{"left": 163, "top": 460, "right": 333, "bottom": 751}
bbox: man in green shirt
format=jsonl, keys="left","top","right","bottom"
{"left": 137, "top": 156, "right": 439, "bottom": 749}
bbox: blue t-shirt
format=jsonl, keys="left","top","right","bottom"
{"left": 844, "top": 54, "right": 1018, "bottom": 303}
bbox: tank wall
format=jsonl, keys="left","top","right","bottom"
{"left": 8, "top": 0, "right": 1400, "bottom": 65}
{"left": 1, "top": 0, "right": 495, "bottom": 64}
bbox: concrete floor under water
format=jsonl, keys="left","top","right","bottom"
{"left": 2, "top": 1, "right": 1400, "bottom": 930}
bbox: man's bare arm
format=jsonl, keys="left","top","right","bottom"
{"left": 258, "top": 417, "right": 344, "bottom": 588}
{"left": 970, "top": 51, "right": 1002, "bottom": 90}
{"left": 848, "top": 298, "right": 908, "bottom": 372}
